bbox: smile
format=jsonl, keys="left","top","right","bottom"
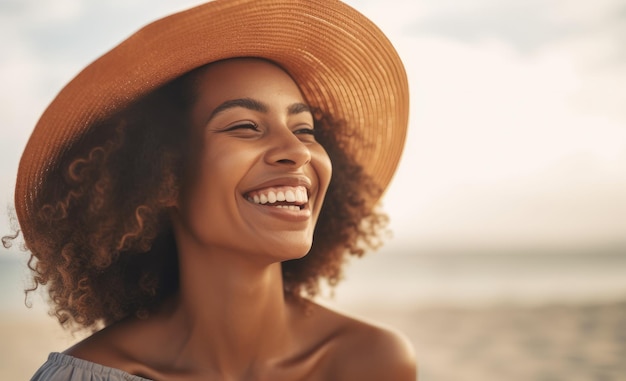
{"left": 245, "top": 186, "right": 309, "bottom": 211}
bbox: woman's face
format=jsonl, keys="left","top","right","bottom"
{"left": 173, "top": 59, "right": 332, "bottom": 263}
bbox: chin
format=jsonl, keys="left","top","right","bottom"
{"left": 262, "top": 239, "right": 312, "bottom": 263}
{"left": 279, "top": 247, "right": 312, "bottom": 262}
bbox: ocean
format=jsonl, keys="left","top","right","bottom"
{"left": 329, "top": 245, "right": 626, "bottom": 308}
{"left": 3, "top": 245, "right": 626, "bottom": 316}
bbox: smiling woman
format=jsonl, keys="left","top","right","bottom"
{"left": 176, "top": 60, "right": 332, "bottom": 264}
{"left": 8, "top": 0, "right": 413, "bottom": 380}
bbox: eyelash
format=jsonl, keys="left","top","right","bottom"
{"left": 226, "top": 122, "right": 258, "bottom": 131}
{"left": 226, "top": 123, "right": 315, "bottom": 136}
{"left": 295, "top": 127, "right": 315, "bottom": 135}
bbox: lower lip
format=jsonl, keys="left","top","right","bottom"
{"left": 246, "top": 201, "right": 312, "bottom": 222}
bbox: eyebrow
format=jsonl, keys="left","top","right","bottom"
{"left": 287, "top": 102, "right": 311, "bottom": 115}
{"left": 206, "top": 97, "right": 312, "bottom": 124}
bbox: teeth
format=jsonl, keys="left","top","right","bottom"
{"left": 267, "top": 191, "right": 277, "bottom": 203}
{"left": 275, "top": 205, "right": 301, "bottom": 211}
{"left": 276, "top": 191, "right": 286, "bottom": 202}
{"left": 295, "top": 189, "right": 305, "bottom": 203}
{"left": 246, "top": 186, "right": 308, "bottom": 207}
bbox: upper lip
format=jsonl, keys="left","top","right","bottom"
{"left": 242, "top": 175, "right": 313, "bottom": 196}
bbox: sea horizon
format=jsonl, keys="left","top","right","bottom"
{"left": 3, "top": 244, "right": 626, "bottom": 317}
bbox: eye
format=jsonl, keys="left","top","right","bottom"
{"left": 224, "top": 122, "right": 259, "bottom": 132}
{"left": 294, "top": 127, "right": 315, "bottom": 135}
{"left": 293, "top": 126, "right": 317, "bottom": 143}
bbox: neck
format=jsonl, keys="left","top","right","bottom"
{"left": 164, "top": 240, "right": 294, "bottom": 377}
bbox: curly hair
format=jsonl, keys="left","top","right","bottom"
{"left": 11, "top": 65, "right": 388, "bottom": 331}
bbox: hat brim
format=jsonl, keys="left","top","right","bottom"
{"left": 16, "top": 0, "right": 409, "bottom": 238}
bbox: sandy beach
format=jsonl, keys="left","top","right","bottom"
{"left": 2, "top": 300, "right": 625, "bottom": 381}
{"left": 356, "top": 301, "right": 626, "bottom": 381}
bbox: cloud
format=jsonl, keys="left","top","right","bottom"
{"left": 0, "top": 0, "right": 84, "bottom": 26}
{"left": 379, "top": 0, "right": 626, "bottom": 57}
{"left": 381, "top": 16, "right": 626, "bottom": 250}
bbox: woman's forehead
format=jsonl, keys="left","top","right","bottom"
{"left": 193, "top": 58, "right": 303, "bottom": 96}
{"left": 188, "top": 59, "right": 309, "bottom": 126}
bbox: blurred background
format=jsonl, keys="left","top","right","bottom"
{"left": 1, "top": 0, "right": 625, "bottom": 380}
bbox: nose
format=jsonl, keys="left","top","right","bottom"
{"left": 264, "top": 127, "right": 311, "bottom": 168}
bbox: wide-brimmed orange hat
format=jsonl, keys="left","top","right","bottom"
{"left": 15, "top": 0, "right": 409, "bottom": 240}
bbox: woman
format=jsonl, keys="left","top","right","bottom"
{"left": 14, "top": 0, "right": 414, "bottom": 380}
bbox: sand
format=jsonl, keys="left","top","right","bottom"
{"left": 1, "top": 301, "right": 625, "bottom": 380}
{"left": 357, "top": 301, "right": 626, "bottom": 381}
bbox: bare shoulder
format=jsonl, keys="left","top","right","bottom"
{"left": 336, "top": 318, "right": 417, "bottom": 380}
{"left": 64, "top": 319, "right": 131, "bottom": 363}
{"left": 309, "top": 303, "right": 417, "bottom": 381}
{"left": 63, "top": 316, "right": 155, "bottom": 374}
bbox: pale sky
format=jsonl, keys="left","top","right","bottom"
{"left": 1, "top": 0, "right": 625, "bottom": 253}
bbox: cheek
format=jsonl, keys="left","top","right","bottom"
{"left": 178, "top": 143, "right": 242, "bottom": 214}
{"left": 190, "top": 142, "right": 254, "bottom": 194}
{"left": 307, "top": 146, "right": 332, "bottom": 226}
{"left": 175, "top": 151, "right": 246, "bottom": 245}
{"left": 313, "top": 146, "right": 333, "bottom": 194}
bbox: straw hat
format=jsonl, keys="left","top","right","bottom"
{"left": 15, "top": 0, "right": 409, "bottom": 241}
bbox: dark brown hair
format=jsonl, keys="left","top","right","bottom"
{"left": 13, "top": 64, "right": 387, "bottom": 331}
